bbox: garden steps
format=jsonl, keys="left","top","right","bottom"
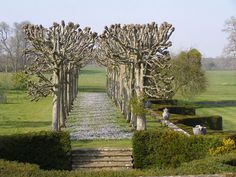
{"left": 72, "top": 148, "right": 133, "bottom": 170}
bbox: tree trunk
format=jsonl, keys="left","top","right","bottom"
{"left": 136, "top": 115, "right": 146, "bottom": 130}
{"left": 64, "top": 67, "right": 68, "bottom": 115}
{"left": 67, "top": 67, "right": 72, "bottom": 113}
{"left": 60, "top": 66, "right": 66, "bottom": 128}
{"left": 52, "top": 70, "right": 60, "bottom": 131}
{"left": 135, "top": 62, "right": 146, "bottom": 130}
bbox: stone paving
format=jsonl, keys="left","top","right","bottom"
{"left": 66, "top": 92, "right": 132, "bottom": 140}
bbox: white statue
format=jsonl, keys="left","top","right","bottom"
{"left": 193, "top": 125, "right": 207, "bottom": 135}
{"left": 162, "top": 108, "right": 170, "bottom": 120}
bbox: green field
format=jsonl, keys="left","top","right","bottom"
{"left": 0, "top": 90, "right": 51, "bottom": 135}
{"left": 193, "top": 71, "right": 236, "bottom": 101}
{"left": 0, "top": 68, "right": 235, "bottom": 136}
{"left": 194, "top": 71, "right": 236, "bottom": 131}
{"left": 78, "top": 65, "right": 106, "bottom": 92}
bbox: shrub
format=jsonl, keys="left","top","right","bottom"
{"left": 209, "top": 138, "right": 236, "bottom": 155}
{"left": 0, "top": 152, "right": 235, "bottom": 176}
{"left": 0, "top": 159, "right": 149, "bottom": 177}
{"left": 159, "top": 151, "right": 236, "bottom": 175}
{"left": 132, "top": 129, "right": 220, "bottom": 169}
{"left": 0, "top": 131, "right": 71, "bottom": 170}
{"left": 11, "top": 72, "right": 28, "bottom": 90}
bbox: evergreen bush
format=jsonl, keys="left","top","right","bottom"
{"left": 0, "top": 131, "right": 71, "bottom": 170}
{"left": 132, "top": 129, "right": 220, "bottom": 169}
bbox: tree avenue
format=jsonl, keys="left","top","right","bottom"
{"left": 96, "top": 22, "right": 175, "bottom": 130}
{"left": 22, "top": 20, "right": 184, "bottom": 132}
{"left": 23, "top": 21, "right": 97, "bottom": 131}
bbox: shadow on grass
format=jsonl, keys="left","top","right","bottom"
{"left": 194, "top": 100, "right": 236, "bottom": 108}
{"left": 0, "top": 121, "right": 51, "bottom": 129}
{"left": 80, "top": 69, "right": 105, "bottom": 75}
{"left": 78, "top": 87, "right": 106, "bottom": 92}
{"left": 71, "top": 139, "right": 132, "bottom": 148}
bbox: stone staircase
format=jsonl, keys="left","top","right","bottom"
{"left": 72, "top": 148, "right": 133, "bottom": 170}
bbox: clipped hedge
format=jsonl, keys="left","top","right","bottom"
{"left": 172, "top": 115, "right": 223, "bottom": 130}
{"left": 132, "top": 129, "right": 220, "bottom": 169}
{"left": 155, "top": 105, "right": 196, "bottom": 115}
{"left": 0, "top": 131, "right": 71, "bottom": 170}
{"left": 149, "top": 99, "right": 178, "bottom": 105}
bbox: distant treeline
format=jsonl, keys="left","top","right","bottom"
{"left": 202, "top": 57, "right": 236, "bottom": 70}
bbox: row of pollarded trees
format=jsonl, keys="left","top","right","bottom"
{"left": 23, "top": 21, "right": 97, "bottom": 131}
{"left": 96, "top": 22, "right": 175, "bottom": 130}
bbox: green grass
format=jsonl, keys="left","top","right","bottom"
{"left": 193, "top": 71, "right": 236, "bottom": 102}
{"left": 0, "top": 90, "right": 51, "bottom": 135}
{"left": 197, "top": 106, "right": 236, "bottom": 131}
{"left": 193, "top": 71, "right": 236, "bottom": 131}
{"left": 71, "top": 139, "right": 132, "bottom": 148}
{"left": 78, "top": 65, "right": 106, "bottom": 92}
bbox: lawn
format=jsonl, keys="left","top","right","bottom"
{"left": 78, "top": 65, "right": 106, "bottom": 92}
{"left": 0, "top": 90, "right": 51, "bottom": 135}
{"left": 193, "top": 71, "right": 236, "bottom": 102}
{"left": 0, "top": 65, "right": 107, "bottom": 135}
{"left": 194, "top": 71, "right": 236, "bottom": 131}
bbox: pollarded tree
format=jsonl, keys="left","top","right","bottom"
{"left": 97, "top": 22, "right": 175, "bottom": 130}
{"left": 23, "top": 21, "right": 97, "bottom": 131}
{"left": 144, "top": 53, "right": 174, "bottom": 99}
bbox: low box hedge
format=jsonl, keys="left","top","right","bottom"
{"left": 149, "top": 99, "right": 178, "bottom": 105}
{"left": 0, "top": 131, "right": 71, "bottom": 170}
{"left": 132, "top": 129, "right": 220, "bottom": 169}
{"left": 172, "top": 115, "right": 223, "bottom": 130}
{"left": 155, "top": 105, "right": 196, "bottom": 115}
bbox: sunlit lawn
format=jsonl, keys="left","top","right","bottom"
{"left": 194, "top": 71, "right": 236, "bottom": 131}
{"left": 0, "top": 90, "right": 51, "bottom": 135}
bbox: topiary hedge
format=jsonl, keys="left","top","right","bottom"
{"left": 149, "top": 99, "right": 178, "bottom": 105}
{"left": 0, "top": 131, "right": 71, "bottom": 170}
{"left": 172, "top": 115, "right": 223, "bottom": 130}
{"left": 132, "top": 129, "right": 220, "bottom": 169}
{"left": 155, "top": 105, "right": 196, "bottom": 115}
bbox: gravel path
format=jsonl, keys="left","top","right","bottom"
{"left": 66, "top": 92, "right": 132, "bottom": 140}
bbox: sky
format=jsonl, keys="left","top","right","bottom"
{"left": 0, "top": 0, "right": 235, "bottom": 58}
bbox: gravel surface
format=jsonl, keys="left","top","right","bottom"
{"left": 66, "top": 92, "right": 132, "bottom": 140}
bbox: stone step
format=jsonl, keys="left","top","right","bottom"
{"left": 72, "top": 148, "right": 132, "bottom": 151}
{"left": 72, "top": 150, "right": 132, "bottom": 157}
{"left": 73, "top": 166, "right": 132, "bottom": 170}
{"left": 72, "top": 161, "right": 133, "bottom": 169}
{"left": 72, "top": 152, "right": 132, "bottom": 157}
{"left": 72, "top": 148, "right": 133, "bottom": 170}
{"left": 72, "top": 156, "right": 132, "bottom": 162}
{"left": 72, "top": 153, "right": 132, "bottom": 157}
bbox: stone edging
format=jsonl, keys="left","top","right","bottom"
{"left": 148, "top": 109, "right": 191, "bottom": 137}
